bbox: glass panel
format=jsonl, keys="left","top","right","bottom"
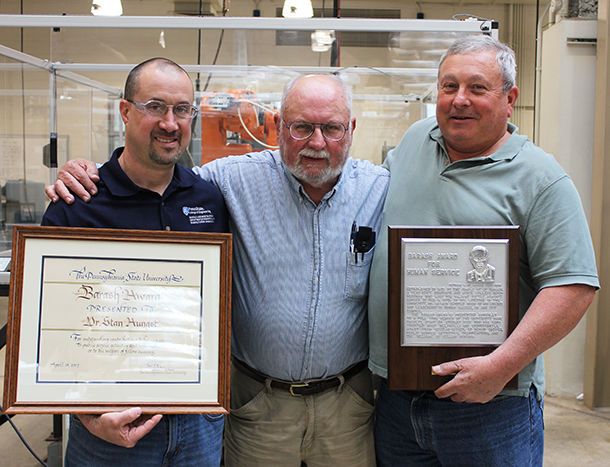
{"left": 0, "top": 13, "right": 512, "bottom": 255}
{"left": 55, "top": 76, "right": 119, "bottom": 164}
{"left": 0, "top": 57, "right": 49, "bottom": 251}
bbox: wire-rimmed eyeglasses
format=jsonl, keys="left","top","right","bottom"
{"left": 126, "top": 99, "right": 199, "bottom": 120}
{"left": 282, "top": 119, "right": 348, "bottom": 142}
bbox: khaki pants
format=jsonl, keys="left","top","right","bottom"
{"left": 224, "top": 362, "right": 376, "bottom": 467}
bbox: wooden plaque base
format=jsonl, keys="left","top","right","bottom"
{"left": 387, "top": 226, "right": 520, "bottom": 391}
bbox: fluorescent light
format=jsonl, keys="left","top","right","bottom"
{"left": 91, "top": 0, "right": 123, "bottom": 16}
{"left": 282, "top": 0, "right": 313, "bottom": 18}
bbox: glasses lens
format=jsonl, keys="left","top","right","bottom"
{"left": 289, "top": 122, "right": 314, "bottom": 139}
{"left": 174, "top": 104, "right": 196, "bottom": 119}
{"left": 322, "top": 123, "right": 345, "bottom": 141}
{"left": 288, "top": 121, "right": 346, "bottom": 141}
{"left": 143, "top": 100, "right": 168, "bottom": 116}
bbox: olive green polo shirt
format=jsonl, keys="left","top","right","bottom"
{"left": 369, "top": 117, "right": 599, "bottom": 398}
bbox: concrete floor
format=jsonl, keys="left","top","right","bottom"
{"left": 543, "top": 396, "right": 610, "bottom": 466}
{"left": 2, "top": 294, "right": 610, "bottom": 466}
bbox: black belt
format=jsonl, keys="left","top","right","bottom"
{"left": 233, "top": 358, "right": 367, "bottom": 396}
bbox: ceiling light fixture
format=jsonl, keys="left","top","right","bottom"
{"left": 282, "top": 0, "right": 314, "bottom": 18}
{"left": 311, "top": 30, "right": 335, "bottom": 52}
{"left": 91, "top": 0, "right": 123, "bottom": 16}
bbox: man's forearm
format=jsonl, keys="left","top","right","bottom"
{"left": 489, "top": 283, "right": 595, "bottom": 380}
{"left": 433, "top": 283, "right": 596, "bottom": 402}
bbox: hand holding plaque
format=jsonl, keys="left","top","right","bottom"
{"left": 431, "top": 354, "right": 515, "bottom": 403}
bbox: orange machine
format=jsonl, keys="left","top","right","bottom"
{"left": 200, "top": 89, "right": 278, "bottom": 164}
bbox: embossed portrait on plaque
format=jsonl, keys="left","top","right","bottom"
{"left": 466, "top": 246, "right": 496, "bottom": 283}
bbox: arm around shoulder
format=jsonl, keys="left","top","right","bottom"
{"left": 45, "top": 158, "right": 100, "bottom": 204}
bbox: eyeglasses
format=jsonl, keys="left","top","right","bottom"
{"left": 283, "top": 119, "right": 348, "bottom": 142}
{"left": 126, "top": 99, "right": 199, "bottom": 120}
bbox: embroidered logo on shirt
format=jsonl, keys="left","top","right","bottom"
{"left": 182, "top": 206, "right": 215, "bottom": 224}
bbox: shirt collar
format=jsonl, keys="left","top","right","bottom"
{"left": 101, "top": 147, "right": 196, "bottom": 198}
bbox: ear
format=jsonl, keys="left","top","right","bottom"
{"left": 349, "top": 116, "right": 356, "bottom": 134}
{"left": 119, "top": 99, "right": 130, "bottom": 125}
{"left": 506, "top": 86, "right": 519, "bottom": 118}
{"left": 274, "top": 112, "right": 281, "bottom": 132}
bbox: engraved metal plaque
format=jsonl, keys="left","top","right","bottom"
{"left": 401, "top": 238, "right": 508, "bottom": 347}
{"left": 388, "top": 226, "right": 519, "bottom": 390}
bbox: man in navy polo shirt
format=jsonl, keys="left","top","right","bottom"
{"left": 42, "top": 57, "right": 227, "bottom": 467}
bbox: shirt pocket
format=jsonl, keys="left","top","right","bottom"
{"left": 344, "top": 248, "right": 374, "bottom": 300}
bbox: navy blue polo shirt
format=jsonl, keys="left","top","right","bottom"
{"left": 42, "top": 147, "right": 228, "bottom": 233}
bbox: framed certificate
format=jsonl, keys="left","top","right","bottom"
{"left": 388, "top": 226, "right": 519, "bottom": 390}
{"left": 3, "top": 226, "right": 231, "bottom": 414}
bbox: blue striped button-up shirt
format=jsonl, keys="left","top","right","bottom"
{"left": 193, "top": 150, "right": 389, "bottom": 381}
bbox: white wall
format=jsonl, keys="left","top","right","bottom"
{"left": 539, "top": 18, "right": 597, "bottom": 398}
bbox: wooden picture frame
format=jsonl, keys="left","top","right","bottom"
{"left": 3, "top": 225, "right": 231, "bottom": 414}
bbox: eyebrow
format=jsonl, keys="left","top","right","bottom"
{"left": 439, "top": 72, "right": 493, "bottom": 85}
{"left": 145, "top": 97, "right": 193, "bottom": 105}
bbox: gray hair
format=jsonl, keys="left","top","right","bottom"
{"left": 280, "top": 73, "right": 353, "bottom": 119}
{"left": 438, "top": 35, "right": 517, "bottom": 93}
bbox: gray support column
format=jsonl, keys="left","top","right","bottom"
{"left": 585, "top": 0, "right": 610, "bottom": 408}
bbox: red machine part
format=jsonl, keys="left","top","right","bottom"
{"left": 200, "top": 89, "right": 278, "bottom": 164}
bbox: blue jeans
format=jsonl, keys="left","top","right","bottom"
{"left": 375, "top": 379, "right": 543, "bottom": 466}
{"left": 65, "top": 413, "right": 224, "bottom": 467}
